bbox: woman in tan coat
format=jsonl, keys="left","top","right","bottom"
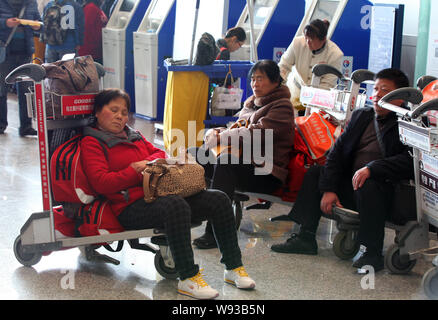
{"left": 193, "top": 59, "right": 295, "bottom": 249}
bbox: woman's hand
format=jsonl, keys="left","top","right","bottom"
{"left": 6, "top": 18, "right": 20, "bottom": 28}
{"left": 352, "top": 167, "right": 371, "bottom": 190}
{"left": 204, "top": 128, "right": 221, "bottom": 148}
{"left": 320, "top": 191, "right": 343, "bottom": 215}
{"left": 130, "top": 160, "right": 149, "bottom": 173}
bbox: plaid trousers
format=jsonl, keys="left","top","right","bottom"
{"left": 117, "top": 189, "right": 242, "bottom": 280}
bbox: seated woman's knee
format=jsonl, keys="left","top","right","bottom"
{"left": 162, "top": 194, "right": 192, "bottom": 217}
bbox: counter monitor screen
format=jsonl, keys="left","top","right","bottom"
{"left": 149, "top": 0, "right": 173, "bottom": 20}
{"left": 119, "top": 0, "right": 136, "bottom": 12}
{"left": 309, "top": 0, "right": 340, "bottom": 22}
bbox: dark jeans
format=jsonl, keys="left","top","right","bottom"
{"left": 290, "top": 165, "right": 394, "bottom": 254}
{"left": 117, "top": 190, "right": 242, "bottom": 280}
{"left": 0, "top": 52, "right": 33, "bottom": 130}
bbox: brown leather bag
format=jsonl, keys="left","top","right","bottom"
{"left": 142, "top": 158, "right": 206, "bottom": 203}
{"left": 42, "top": 55, "right": 99, "bottom": 119}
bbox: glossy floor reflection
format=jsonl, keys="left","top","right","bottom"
{"left": 1, "top": 96, "right": 436, "bottom": 300}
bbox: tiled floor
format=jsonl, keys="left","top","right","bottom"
{"left": 1, "top": 95, "right": 437, "bottom": 300}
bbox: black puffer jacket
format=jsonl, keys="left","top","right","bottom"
{"left": 319, "top": 107, "right": 414, "bottom": 193}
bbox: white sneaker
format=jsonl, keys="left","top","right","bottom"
{"left": 178, "top": 270, "right": 219, "bottom": 299}
{"left": 224, "top": 266, "right": 256, "bottom": 289}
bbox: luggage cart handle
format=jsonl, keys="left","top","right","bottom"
{"left": 409, "top": 98, "right": 438, "bottom": 119}
{"left": 416, "top": 75, "right": 437, "bottom": 91}
{"left": 351, "top": 69, "right": 375, "bottom": 84}
{"left": 94, "top": 62, "right": 105, "bottom": 78}
{"left": 378, "top": 88, "right": 423, "bottom": 117}
{"left": 380, "top": 87, "right": 423, "bottom": 105}
{"left": 5, "top": 63, "right": 45, "bottom": 84}
{"left": 311, "top": 64, "right": 343, "bottom": 79}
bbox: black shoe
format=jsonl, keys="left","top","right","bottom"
{"left": 271, "top": 233, "right": 318, "bottom": 255}
{"left": 270, "top": 214, "right": 292, "bottom": 222}
{"left": 352, "top": 251, "right": 384, "bottom": 272}
{"left": 193, "top": 232, "right": 218, "bottom": 249}
{"left": 19, "top": 127, "right": 37, "bottom": 137}
{"left": 0, "top": 126, "right": 5, "bottom": 134}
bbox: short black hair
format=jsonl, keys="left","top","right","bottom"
{"left": 375, "top": 68, "right": 410, "bottom": 88}
{"left": 225, "top": 27, "right": 246, "bottom": 42}
{"left": 93, "top": 88, "right": 131, "bottom": 114}
{"left": 249, "top": 59, "right": 283, "bottom": 85}
{"left": 304, "top": 19, "right": 330, "bottom": 40}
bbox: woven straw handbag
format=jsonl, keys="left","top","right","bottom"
{"left": 142, "top": 158, "right": 206, "bottom": 203}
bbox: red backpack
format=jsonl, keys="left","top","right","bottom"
{"left": 273, "top": 129, "right": 319, "bottom": 202}
{"left": 50, "top": 134, "right": 124, "bottom": 237}
{"left": 50, "top": 134, "right": 97, "bottom": 204}
{"left": 76, "top": 199, "right": 124, "bottom": 237}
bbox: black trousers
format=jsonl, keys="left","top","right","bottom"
{"left": 199, "top": 150, "right": 282, "bottom": 235}
{"left": 290, "top": 165, "right": 394, "bottom": 254}
{"left": 117, "top": 189, "right": 242, "bottom": 280}
{"left": 0, "top": 53, "right": 33, "bottom": 130}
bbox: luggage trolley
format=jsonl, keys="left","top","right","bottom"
{"left": 232, "top": 64, "right": 374, "bottom": 259}
{"left": 7, "top": 62, "right": 180, "bottom": 280}
{"left": 377, "top": 85, "right": 438, "bottom": 299}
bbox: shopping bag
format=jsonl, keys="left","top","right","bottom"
{"left": 295, "top": 111, "right": 342, "bottom": 163}
{"left": 210, "top": 67, "right": 243, "bottom": 111}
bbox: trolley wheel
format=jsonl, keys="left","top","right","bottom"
{"left": 13, "top": 236, "right": 42, "bottom": 267}
{"left": 332, "top": 230, "right": 360, "bottom": 260}
{"left": 385, "top": 243, "right": 417, "bottom": 274}
{"left": 154, "top": 251, "right": 179, "bottom": 280}
{"left": 233, "top": 201, "right": 243, "bottom": 230}
{"left": 422, "top": 267, "right": 438, "bottom": 300}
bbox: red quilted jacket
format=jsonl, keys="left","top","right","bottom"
{"left": 80, "top": 126, "right": 166, "bottom": 216}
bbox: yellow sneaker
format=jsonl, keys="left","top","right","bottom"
{"left": 224, "top": 266, "right": 256, "bottom": 289}
{"left": 178, "top": 270, "right": 219, "bottom": 299}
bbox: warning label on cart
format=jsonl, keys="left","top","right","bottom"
{"left": 398, "top": 120, "right": 431, "bottom": 152}
{"left": 61, "top": 94, "right": 96, "bottom": 116}
{"left": 300, "top": 87, "right": 336, "bottom": 110}
{"left": 419, "top": 151, "right": 438, "bottom": 177}
{"left": 419, "top": 169, "right": 438, "bottom": 221}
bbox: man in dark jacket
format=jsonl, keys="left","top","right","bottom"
{"left": 0, "top": 0, "right": 41, "bottom": 136}
{"left": 271, "top": 68, "right": 414, "bottom": 272}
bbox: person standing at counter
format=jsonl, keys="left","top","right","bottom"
{"left": 278, "top": 19, "right": 343, "bottom": 116}
{"left": 216, "top": 26, "right": 246, "bottom": 61}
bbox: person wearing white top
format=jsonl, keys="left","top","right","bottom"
{"left": 278, "top": 19, "right": 344, "bottom": 116}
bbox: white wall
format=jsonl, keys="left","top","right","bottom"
{"left": 369, "top": 0, "right": 420, "bottom": 84}
{"left": 369, "top": 0, "right": 420, "bottom": 36}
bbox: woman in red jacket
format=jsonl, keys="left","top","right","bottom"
{"left": 80, "top": 88, "right": 255, "bottom": 299}
{"left": 78, "top": 0, "right": 107, "bottom": 64}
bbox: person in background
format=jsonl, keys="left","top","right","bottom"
{"left": 278, "top": 19, "right": 343, "bottom": 116}
{"left": 80, "top": 88, "right": 256, "bottom": 300}
{"left": 211, "top": 27, "right": 246, "bottom": 116}
{"left": 42, "top": 0, "right": 84, "bottom": 62}
{"left": 78, "top": 0, "right": 107, "bottom": 64}
{"left": 0, "top": 0, "right": 41, "bottom": 136}
{"left": 271, "top": 69, "right": 413, "bottom": 273}
{"left": 216, "top": 26, "right": 246, "bottom": 60}
{"left": 193, "top": 60, "right": 295, "bottom": 249}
